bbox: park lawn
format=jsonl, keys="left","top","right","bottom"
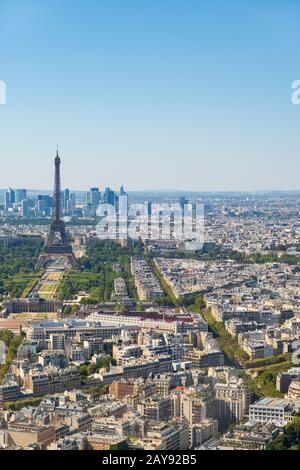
{"left": 57, "top": 271, "right": 112, "bottom": 302}
{"left": 38, "top": 283, "right": 58, "bottom": 299}
{"left": 4, "top": 273, "right": 41, "bottom": 298}
{"left": 45, "top": 272, "right": 63, "bottom": 281}
{"left": 39, "top": 285, "right": 56, "bottom": 292}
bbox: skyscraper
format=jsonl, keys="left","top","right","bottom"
{"left": 62, "top": 188, "right": 70, "bottom": 212}
{"left": 4, "top": 188, "right": 16, "bottom": 211}
{"left": 38, "top": 195, "right": 53, "bottom": 216}
{"left": 68, "top": 193, "right": 76, "bottom": 212}
{"left": 103, "top": 187, "right": 115, "bottom": 206}
{"left": 90, "top": 187, "right": 101, "bottom": 211}
{"left": 118, "top": 185, "right": 128, "bottom": 215}
{"left": 15, "top": 189, "right": 27, "bottom": 203}
{"left": 21, "top": 199, "right": 31, "bottom": 217}
{"left": 8, "top": 188, "right": 15, "bottom": 204}
{"left": 4, "top": 192, "right": 10, "bottom": 211}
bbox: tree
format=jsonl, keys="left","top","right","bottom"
{"left": 86, "top": 363, "right": 98, "bottom": 376}
{"left": 267, "top": 417, "right": 300, "bottom": 450}
{"left": 136, "top": 303, "right": 145, "bottom": 312}
{"left": 267, "top": 434, "right": 288, "bottom": 451}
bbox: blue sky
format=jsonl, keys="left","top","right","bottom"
{"left": 0, "top": 0, "right": 300, "bottom": 191}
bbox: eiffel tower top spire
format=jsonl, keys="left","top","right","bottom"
{"left": 55, "top": 146, "right": 61, "bottom": 166}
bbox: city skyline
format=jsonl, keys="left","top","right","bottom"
{"left": 2, "top": 1, "right": 300, "bottom": 457}
{"left": 1, "top": 0, "right": 300, "bottom": 191}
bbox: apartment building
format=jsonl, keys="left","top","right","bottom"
{"left": 131, "top": 258, "right": 164, "bottom": 301}
{"left": 137, "top": 396, "right": 172, "bottom": 422}
{"left": 8, "top": 422, "right": 55, "bottom": 449}
{"left": 26, "top": 366, "right": 80, "bottom": 396}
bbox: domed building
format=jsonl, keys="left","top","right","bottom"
{"left": 287, "top": 380, "right": 300, "bottom": 401}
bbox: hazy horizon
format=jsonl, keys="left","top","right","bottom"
{"left": 2, "top": 187, "right": 300, "bottom": 196}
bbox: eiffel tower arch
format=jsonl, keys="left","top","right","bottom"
{"left": 37, "top": 150, "right": 76, "bottom": 269}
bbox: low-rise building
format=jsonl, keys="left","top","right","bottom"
{"left": 249, "top": 397, "right": 295, "bottom": 424}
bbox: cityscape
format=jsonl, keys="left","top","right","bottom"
{"left": 0, "top": 152, "right": 300, "bottom": 452}
{"left": 1, "top": 0, "right": 300, "bottom": 460}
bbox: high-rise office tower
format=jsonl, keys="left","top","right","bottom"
{"left": 115, "top": 185, "right": 128, "bottom": 241}
{"left": 8, "top": 188, "right": 15, "bottom": 204}
{"left": 15, "top": 189, "right": 27, "bottom": 203}
{"left": 5, "top": 188, "right": 15, "bottom": 209}
{"left": 68, "top": 193, "right": 76, "bottom": 212}
{"left": 21, "top": 199, "right": 31, "bottom": 217}
{"left": 103, "top": 187, "right": 115, "bottom": 206}
{"left": 89, "top": 187, "right": 101, "bottom": 211}
{"left": 62, "top": 188, "right": 70, "bottom": 212}
{"left": 85, "top": 190, "right": 91, "bottom": 207}
{"left": 4, "top": 188, "right": 16, "bottom": 210}
{"left": 118, "top": 185, "right": 128, "bottom": 215}
{"left": 38, "top": 195, "right": 53, "bottom": 216}
{"left": 4, "top": 192, "right": 10, "bottom": 210}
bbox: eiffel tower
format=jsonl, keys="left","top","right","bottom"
{"left": 37, "top": 150, "right": 76, "bottom": 269}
